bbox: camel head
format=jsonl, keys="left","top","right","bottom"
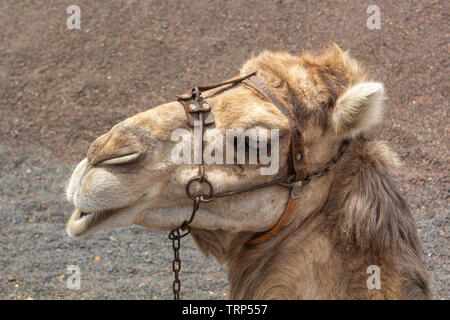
{"left": 66, "top": 44, "right": 385, "bottom": 240}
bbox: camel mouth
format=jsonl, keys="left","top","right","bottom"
{"left": 66, "top": 193, "right": 150, "bottom": 238}
{"left": 78, "top": 209, "right": 112, "bottom": 220}
{"left": 66, "top": 208, "right": 116, "bottom": 238}
{"left": 79, "top": 211, "right": 91, "bottom": 219}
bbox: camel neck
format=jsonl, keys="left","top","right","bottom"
{"left": 191, "top": 172, "right": 334, "bottom": 299}
{"left": 226, "top": 211, "right": 325, "bottom": 299}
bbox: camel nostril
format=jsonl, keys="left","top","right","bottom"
{"left": 87, "top": 122, "right": 146, "bottom": 166}
{"left": 97, "top": 152, "right": 142, "bottom": 165}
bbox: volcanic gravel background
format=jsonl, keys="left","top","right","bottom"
{"left": 0, "top": 0, "right": 448, "bottom": 299}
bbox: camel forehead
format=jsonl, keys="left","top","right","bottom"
{"left": 122, "top": 88, "right": 291, "bottom": 138}
{"left": 205, "top": 86, "right": 290, "bottom": 130}
{"left": 126, "top": 102, "right": 187, "bottom": 138}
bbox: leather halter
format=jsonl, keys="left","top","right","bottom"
{"left": 174, "top": 71, "right": 345, "bottom": 246}
{"left": 168, "top": 72, "right": 349, "bottom": 299}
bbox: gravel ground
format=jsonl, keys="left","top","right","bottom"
{"left": 0, "top": 0, "right": 448, "bottom": 299}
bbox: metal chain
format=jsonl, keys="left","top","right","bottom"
{"left": 168, "top": 88, "right": 208, "bottom": 300}
{"left": 168, "top": 228, "right": 182, "bottom": 300}
{"left": 167, "top": 197, "right": 201, "bottom": 300}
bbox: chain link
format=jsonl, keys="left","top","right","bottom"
{"left": 168, "top": 196, "right": 202, "bottom": 299}
{"left": 168, "top": 228, "right": 182, "bottom": 300}
{"left": 168, "top": 89, "right": 210, "bottom": 300}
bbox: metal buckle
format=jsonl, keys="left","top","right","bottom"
{"left": 290, "top": 180, "right": 302, "bottom": 199}
{"left": 278, "top": 177, "right": 303, "bottom": 199}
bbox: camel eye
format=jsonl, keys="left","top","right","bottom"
{"left": 98, "top": 152, "right": 141, "bottom": 165}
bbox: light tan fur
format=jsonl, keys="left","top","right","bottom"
{"left": 332, "top": 82, "right": 385, "bottom": 137}
{"left": 66, "top": 44, "right": 431, "bottom": 299}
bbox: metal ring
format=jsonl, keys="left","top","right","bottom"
{"left": 185, "top": 176, "right": 214, "bottom": 200}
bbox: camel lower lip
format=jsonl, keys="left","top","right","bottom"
{"left": 67, "top": 208, "right": 117, "bottom": 237}
{"left": 67, "top": 195, "right": 149, "bottom": 237}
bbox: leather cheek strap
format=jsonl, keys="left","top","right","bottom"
{"left": 242, "top": 75, "right": 307, "bottom": 246}
{"left": 242, "top": 76, "right": 307, "bottom": 180}
{"left": 246, "top": 197, "right": 299, "bottom": 246}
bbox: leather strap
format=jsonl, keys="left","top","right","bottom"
{"left": 176, "top": 71, "right": 257, "bottom": 100}
{"left": 177, "top": 94, "right": 215, "bottom": 127}
{"left": 169, "top": 72, "right": 349, "bottom": 300}
{"left": 243, "top": 76, "right": 307, "bottom": 180}
{"left": 246, "top": 197, "right": 298, "bottom": 246}
{"left": 242, "top": 75, "right": 308, "bottom": 245}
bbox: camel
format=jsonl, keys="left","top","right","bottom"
{"left": 65, "top": 44, "right": 431, "bottom": 299}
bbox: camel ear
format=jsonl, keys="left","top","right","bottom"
{"left": 331, "top": 82, "right": 385, "bottom": 137}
